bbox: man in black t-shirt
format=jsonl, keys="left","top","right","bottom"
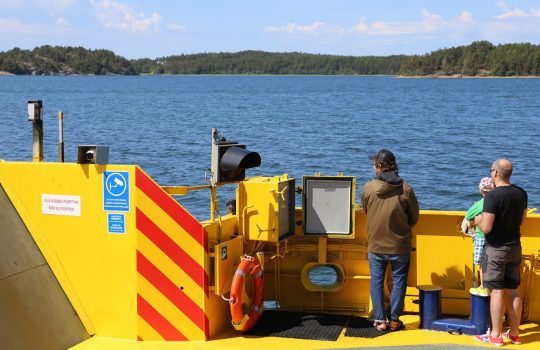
{"left": 473, "top": 159, "right": 528, "bottom": 346}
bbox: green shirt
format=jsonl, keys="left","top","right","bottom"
{"left": 465, "top": 198, "right": 485, "bottom": 238}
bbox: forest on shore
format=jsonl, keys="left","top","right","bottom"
{"left": 1, "top": 41, "right": 539, "bottom": 77}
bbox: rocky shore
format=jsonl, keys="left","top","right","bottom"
{"left": 399, "top": 73, "right": 540, "bottom": 78}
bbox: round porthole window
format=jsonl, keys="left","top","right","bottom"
{"left": 308, "top": 265, "right": 339, "bottom": 286}
{"left": 301, "top": 263, "right": 344, "bottom": 292}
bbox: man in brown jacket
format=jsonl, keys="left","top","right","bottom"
{"left": 361, "top": 149, "right": 419, "bottom": 331}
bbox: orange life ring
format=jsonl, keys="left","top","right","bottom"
{"left": 229, "top": 255, "right": 264, "bottom": 331}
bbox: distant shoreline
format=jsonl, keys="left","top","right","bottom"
{"left": 399, "top": 73, "right": 540, "bottom": 79}
{"left": 2, "top": 72, "right": 539, "bottom": 78}
{"left": 2, "top": 42, "right": 540, "bottom": 76}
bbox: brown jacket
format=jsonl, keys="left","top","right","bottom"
{"left": 361, "top": 172, "right": 419, "bottom": 254}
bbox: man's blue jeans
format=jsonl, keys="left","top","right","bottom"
{"left": 368, "top": 252, "right": 411, "bottom": 322}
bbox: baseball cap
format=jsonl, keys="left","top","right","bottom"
{"left": 368, "top": 149, "right": 396, "bottom": 164}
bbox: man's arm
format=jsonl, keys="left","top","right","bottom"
{"left": 361, "top": 185, "right": 369, "bottom": 214}
{"left": 521, "top": 209, "right": 528, "bottom": 225}
{"left": 475, "top": 212, "right": 495, "bottom": 234}
{"left": 407, "top": 187, "right": 419, "bottom": 226}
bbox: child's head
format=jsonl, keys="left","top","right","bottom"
{"left": 479, "top": 177, "right": 494, "bottom": 196}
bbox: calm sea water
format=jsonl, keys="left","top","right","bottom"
{"left": 0, "top": 76, "right": 539, "bottom": 219}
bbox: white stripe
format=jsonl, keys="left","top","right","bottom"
{"left": 235, "top": 268, "right": 248, "bottom": 278}
{"left": 252, "top": 268, "right": 263, "bottom": 279}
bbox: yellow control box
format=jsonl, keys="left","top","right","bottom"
{"left": 236, "top": 175, "right": 295, "bottom": 242}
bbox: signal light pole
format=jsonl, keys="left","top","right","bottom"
{"left": 27, "top": 100, "right": 43, "bottom": 162}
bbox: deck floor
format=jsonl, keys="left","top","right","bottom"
{"left": 70, "top": 315, "right": 540, "bottom": 350}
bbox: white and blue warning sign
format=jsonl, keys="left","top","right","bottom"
{"left": 108, "top": 213, "right": 125, "bottom": 234}
{"left": 103, "top": 171, "right": 130, "bottom": 212}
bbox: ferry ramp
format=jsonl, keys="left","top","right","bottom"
{"left": 0, "top": 183, "right": 89, "bottom": 349}
{"left": 0, "top": 161, "right": 215, "bottom": 348}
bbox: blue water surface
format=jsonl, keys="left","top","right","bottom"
{"left": 0, "top": 76, "right": 538, "bottom": 219}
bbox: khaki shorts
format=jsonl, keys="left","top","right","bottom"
{"left": 481, "top": 245, "right": 521, "bottom": 290}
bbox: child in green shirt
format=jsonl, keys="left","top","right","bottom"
{"left": 462, "top": 177, "right": 494, "bottom": 296}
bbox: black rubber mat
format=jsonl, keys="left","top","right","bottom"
{"left": 344, "top": 316, "right": 391, "bottom": 338}
{"left": 246, "top": 310, "right": 348, "bottom": 341}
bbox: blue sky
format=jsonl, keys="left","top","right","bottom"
{"left": 1, "top": 0, "right": 539, "bottom": 59}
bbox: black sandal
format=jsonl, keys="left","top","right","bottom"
{"left": 390, "top": 320, "right": 404, "bottom": 331}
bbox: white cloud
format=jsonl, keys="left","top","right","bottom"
{"left": 264, "top": 22, "right": 344, "bottom": 35}
{"left": 495, "top": 8, "right": 540, "bottom": 20}
{"left": 495, "top": 1, "right": 540, "bottom": 19}
{"left": 352, "top": 10, "right": 474, "bottom": 36}
{"left": 0, "top": 18, "right": 35, "bottom": 33}
{"left": 447, "top": 11, "right": 474, "bottom": 30}
{"left": 2, "top": 0, "right": 76, "bottom": 10}
{"left": 56, "top": 17, "right": 70, "bottom": 26}
{"left": 0, "top": 0, "right": 24, "bottom": 9}
{"left": 168, "top": 23, "right": 186, "bottom": 32}
{"left": 497, "top": 0, "right": 510, "bottom": 11}
{"left": 90, "top": 0, "right": 162, "bottom": 33}
{"left": 485, "top": 1, "right": 540, "bottom": 41}
{"left": 265, "top": 10, "right": 476, "bottom": 38}
{"left": 33, "top": 0, "right": 75, "bottom": 9}
{"left": 55, "top": 0, "right": 75, "bottom": 6}
{"left": 455, "top": 10, "right": 473, "bottom": 24}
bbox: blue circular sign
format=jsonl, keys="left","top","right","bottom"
{"left": 105, "top": 172, "right": 127, "bottom": 197}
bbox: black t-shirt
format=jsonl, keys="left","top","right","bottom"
{"left": 483, "top": 184, "right": 528, "bottom": 247}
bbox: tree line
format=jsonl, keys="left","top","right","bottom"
{"left": 132, "top": 51, "right": 405, "bottom": 75}
{"left": 1, "top": 42, "right": 540, "bottom": 76}
{"left": 399, "top": 41, "right": 540, "bottom": 76}
{"left": 0, "top": 46, "right": 135, "bottom": 75}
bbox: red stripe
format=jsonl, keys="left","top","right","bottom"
{"left": 137, "top": 336, "right": 144, "bottom": 341}
{"left": 137, "top": 294, "right": 187, "bottom": 341}
{"left": 135, "top": 168, "right": 208, "bottom": 253}
{"left": 137, "top": 208, "right": 209, "bottom": 296}
{"left": 137, "top": 251, "right": 209, "bottom": 337}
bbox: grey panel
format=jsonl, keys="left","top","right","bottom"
{"left": 305, "top": 179, "right": 352, "bottom": 234}
{"left": 0, "top": 184, "right": 89, "bottom": 350}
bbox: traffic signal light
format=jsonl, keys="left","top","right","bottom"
{"left": 211, "top": 128, "right": 261, "bottom": 184}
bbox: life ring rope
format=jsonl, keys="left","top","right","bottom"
{"left": 229, "top": 254, "right": 264, "bottom": 332}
